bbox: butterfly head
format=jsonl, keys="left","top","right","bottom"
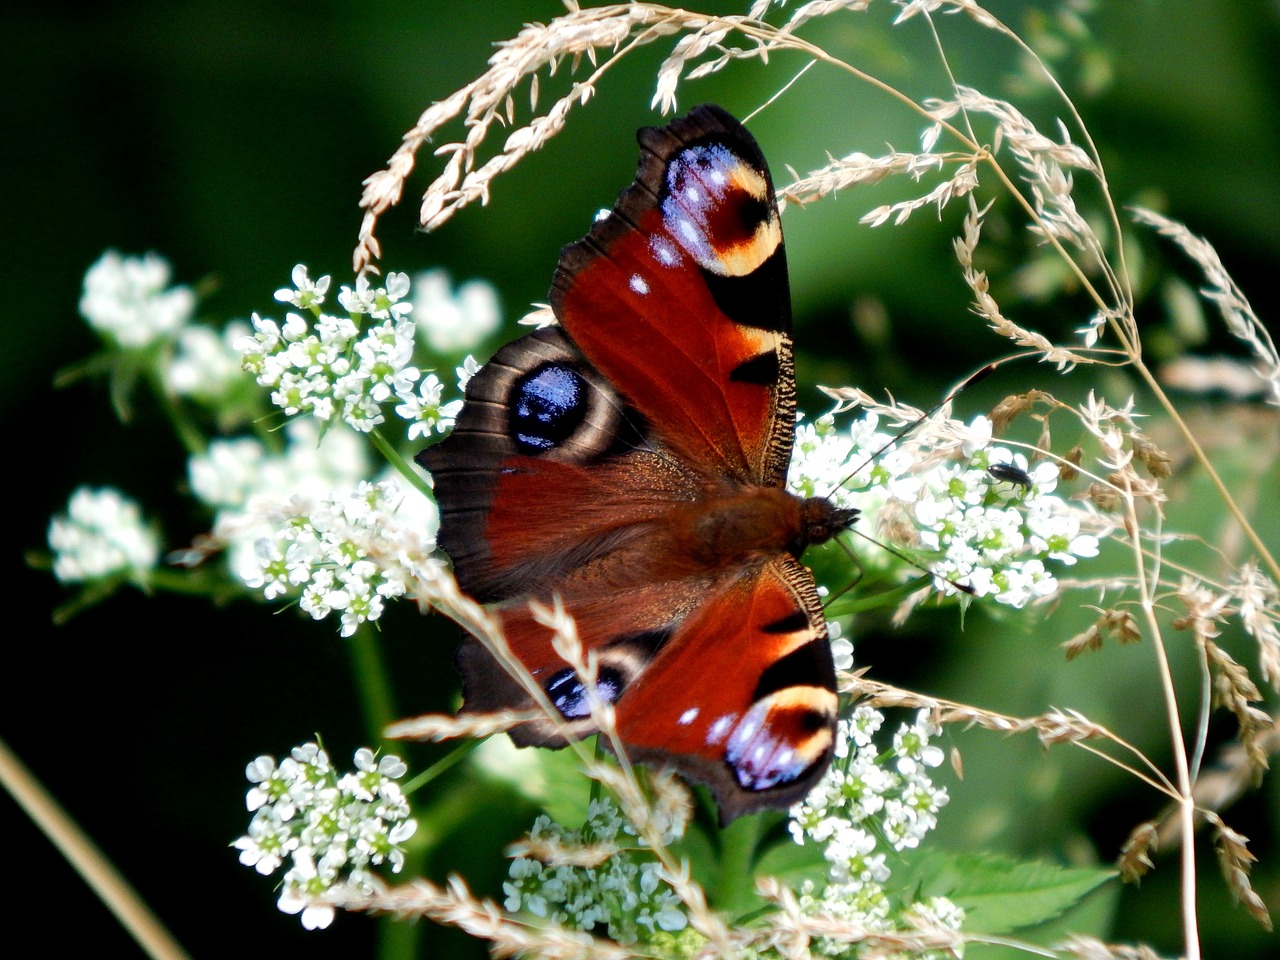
{"left": 795, "top": 497, "right": 859, "bottom": 555}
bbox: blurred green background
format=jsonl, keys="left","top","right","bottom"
{"left": 6, "top": 1, "right": 1278, "bottom": 957}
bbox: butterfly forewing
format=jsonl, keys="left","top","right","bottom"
{"left": 422, "top": 326, "right": 696, "bottom": 602}
{"left": 552, "top": 105, "right": 796, "bottom": 487}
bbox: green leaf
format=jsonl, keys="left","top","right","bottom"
{"left": 905, "top": 850, "right": 1116, "bottom": 935}
{"left": 467, "top": 736, "right": 594, "bottom": 826}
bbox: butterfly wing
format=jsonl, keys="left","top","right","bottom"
{"left": 456, "top": 555, "right": 837, "bottom": 823}
{"left": 553, "top": 104, "right": 796, "bottom": 487}
{"left": 420, "top": 324, "right": 702, "bottom": 603}
{"left": 618, "top": 555, "right": 837, "bottom": 821}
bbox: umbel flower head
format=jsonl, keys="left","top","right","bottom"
{"left": 233, "top": 742, "right": 417, "bottom": 930}
{"left": 503, "top": 798, "right": 688, "bottom": 944}
{"left": 790, "top": 707, "right": 964, "bottom": 955}
{"left": 237, "top": 265, "right": 466, "bottom": 436}
{"left": 787, "top": 410, "right": 1103, "bottom": 608}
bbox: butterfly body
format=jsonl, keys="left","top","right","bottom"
{"left": 421, "top": 105, "right": 856, "bottom": 821}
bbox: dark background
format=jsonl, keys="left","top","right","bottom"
{"left": 5, "top": 1, "right": 1278, "bottom": 957}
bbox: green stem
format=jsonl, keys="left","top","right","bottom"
{"left": 827, "top": 576, "right": 930, "bottom": 618}
{"left": 145, "top": 567, "right": 242, "bottom": 600}
{"left": 716, "top": 813, "right": 763, "bottom": 915}
{"left": 347, "top": 622, "right": 397, "bottom": 746}
{"left": 370, "top": 427, "right": 432, "bottom": 499}
{"left": 50, "top": 575, "right": 129, "bottom": 625}
{"left": 152, "top": 376, "right": 207, "bottom": 457}
{"left": 401, "top": 739, "right": 480, "bottom": 795}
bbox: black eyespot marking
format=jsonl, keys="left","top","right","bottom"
{"left": 510, "top": 363, "right": 588, "bottom": 453}
{"left": 546, "top": 666, "right": 625, "bottom": 720}
{"left": 733, "top": 192, "right": 773, "bottom": 235}
{"left": 729, "top": 350, "right": 780, "bottom": 386}
{"left": 797, "top": 707, "right": 830, "bottom": 733}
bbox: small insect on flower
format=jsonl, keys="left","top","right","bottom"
{"left": 987, "top": 462, "right": 1033, "bottom": 492}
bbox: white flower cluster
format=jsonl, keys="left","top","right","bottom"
{"left": 234, "top": 743, "right": 417, "bottom": 931}
{"left": 189, "top": 420, "right": 373, "bottom": 518}
{"left": 230, "top": 478, "right": 439, "bottom": 637}
{"left": 503, "top": 799, "right": 687, "bottom": 944}
{"left": 184, "top": 413, "right": 441, "bottom": 636}
{"left": 791, "top": 708, "right": 949, "bottom": 871}
{"left": 790, "top": 707, "right": 962, "bottom": 955}
{"left": 237, "top": 265, "right": 468, "bottom": 435}
{"left": 788, "top": 411, "right": 1100, "bottom": 607}
{"left": 57, "top": 255, "right": 496, "bottom": 638}
{"left": 78, "top": 250, "right": 196, "bottom": 348}
{"left": 47, "top": 487, "right": 160, "bottom": 584}
{"left": 918, "top": 444, "right": 1098, "bottom": 605}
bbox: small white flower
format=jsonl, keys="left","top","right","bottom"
{"left": 960, "top": 414, "right": 993, "bottom": 456}
{"left": 166, "top": 321, "right": 252, "bottom": 399}
{"left": 1027, "top": 510, "right": 1100, "bottom": 565}
{"left": 274, "top": 264, "right": 332, "bottom": 309}
{"left": 830, "top": 633, "right": 855, "bottom": 671}
{"left": 397, "top": 373, "right": 462, "bottom": 440}
{"left": 234, "top": 816, "right": 294, "bottom": 875}
{"left": 244, "top": 755, "right": 281, "bottom": 812}
{"left": 455, "top": 355, "right": 481, "bottom": 392}
{"left": 79, "top": 250, "right": 195, "bottom": 348}
{"left": 337, "top": 275, "right": 377, "bottom": 315}
{"left": 277, "top": 851, "right": 337, "bottom": 930}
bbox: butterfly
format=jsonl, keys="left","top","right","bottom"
{"left": 419, "top": 104, "right": 857, "bottom": 822}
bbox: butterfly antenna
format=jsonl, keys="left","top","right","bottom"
{"left": 822, "top": 537, "right": 864, "bottom": 608}
{"left": 818, "top": 360, "right": 1006, "bottom": 608}
{"left": 822, "top": 528, "right": 975, "bottom": 612}
{"left": 832, "top": 361, "right": 997, "bottom": 494}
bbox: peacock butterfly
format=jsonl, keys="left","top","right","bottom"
{"left": 418, "top": 104, "right": 857, "bottom": 822}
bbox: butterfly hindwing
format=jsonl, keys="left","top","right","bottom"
{"left": 419, "top": 105, "right": 846, "bottom": 822}
{"left": 617, "top": 555, "right": 837, "bottom": 820}
{"left": 454, "top": 556, "right": 837, "bottom": 822}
